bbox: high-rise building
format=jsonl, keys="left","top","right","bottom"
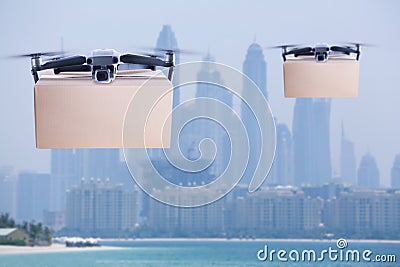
{"left": 225, "top": 187, "right": 323, "bottom": 235}
{"left": 0, "top": 166, "right": 16, "bottom": 218}
{"left": 241, "top": 42, "right": 267, "bottom": 185}
{"left": 148, "top": 187, "right": 224, "bottom": 236}
{"left": 269, "top": 123, "right": 294, "bottom": 185}
{"left": 242, "top": 43, "right": 267, "bottom": 100}
{"left": 293, "top": 98, "right": 332, "bottom": 185}
{"left": 340, "top": 123, "right": 357, "bottom": 185}
{"left": 324, "top": 190, "right": 400, "bottom": 234}
{"left": 193, "top": 55, "right": 231, "bottom": 178}
{"left": 66, "top": 178, "right": 137, "bottom": 235}
{"left": 160, "top": 54, "right": 229, "bottom": 185}
{"left": 50, "top": 149, "right": 76, "bottom": 212}
{"left": 155, "top": 25, "right": 180, "bottom": 108}
{"left": 391, "top": 154, "right": 400, "bottom": 188}
{"left": 16, "top": 172, "right": 51, "bottom": 222}
{"left": 147, "top": 25, "right": 180, "bottom": 161}
{"left": 357, "top": 153, "right": 380, "bottom": 189}
{"left": 75, "top": 149, "right": 122, "bottom": 183}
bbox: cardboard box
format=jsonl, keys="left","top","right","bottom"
{"left": 283, "top": 57, "right": 359, "bottom": 98}
{"left": 34, "top": 70, "right": 173, "bottom": 148}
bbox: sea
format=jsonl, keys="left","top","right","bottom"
{"left": 0, "top": 240, "right": 399, "bottom": 267}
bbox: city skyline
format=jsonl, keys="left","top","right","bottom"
{"left": 0, "top": 1, "right": 399, "bottom": 186}
{"left": 1, "top": 20, "right": 399, "bottom": 226}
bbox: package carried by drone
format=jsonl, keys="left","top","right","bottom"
{"left": 34, "top": 70, "right": 173, "bottom": 148}
{"left": 282, "top": 45, "right": 360, "bottom": 98}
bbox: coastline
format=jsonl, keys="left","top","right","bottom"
{"left": 0, "top": 243, "right": 125, "bottom": 256}
{"left": 99, "top": 237, "right": 400, "bottom": 244}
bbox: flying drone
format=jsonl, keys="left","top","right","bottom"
{"left": 273, "top": 43, "right": 365, "bottom": 98}
{"left": 277, "top": 43, "right": 362, "bottom": 62}
{"left": 17, "top": 48, "right": 176, "bottom": 84}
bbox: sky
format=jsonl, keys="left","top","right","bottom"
{"left": 0, "top": 0, "right": 399, "bottom": 186}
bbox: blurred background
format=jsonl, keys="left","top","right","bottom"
{"left": 0, "top": 0, "right": 399, "bottom": 240}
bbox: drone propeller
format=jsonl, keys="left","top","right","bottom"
{"left": 267, "top": 44, "right": 301, "bottom": 49}
{"left": 342, "top": 42, "right": 374, "bottom": 48}
{"left": 8, "top": 51, "right": 65, "bottom": 58}
{"left": 138, "top": 46, "right": 201, "bottom": 56}
{"left": 268, "top": 45, "right": 311, "bottom": 61}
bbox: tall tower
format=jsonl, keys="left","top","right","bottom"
{"left": 293, "top": 98, "right": 332, "bottom": 185}
{"left": 241, "top": 42, "right": 267, "bottom": 185}
{"left": 242, "top": 43, "right": 267, "bottom": 100}
{"left": 390, "top": 154, "right": 400, "bottom": 188}
{"left": 50, "top": 149, "right": 76, "bottom": 212}
{"left": 75, "top": 149, "right": 121, "bottom": 182}
{"left": 195, "top": 54, "right": 231, "bottom": 177}
{"left": 340, "top": 123, "right": 357, "bottom": 185}
{"left": 357, "top": 153, "right": 380, "bottom": 189}
{"left": 147, "top": 25, "right": 181, "bottom": 161}
{"left": 155, "top": 25, "right": 180, "bottom": 108}
{"left": 269, "top": 123, "right": 294, "bottom": 185}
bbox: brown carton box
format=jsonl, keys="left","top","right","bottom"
{"left": 34, "top": 70, "right": 173, "bottom": 148}
{"left": 283, "top": 57, "right": 359, "bottom": 98}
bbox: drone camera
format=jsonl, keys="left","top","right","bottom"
{"left": 89, "top": 49, "right": 120, "bottom": 83}
{"left": 316, "top": 53, "right": 328, "bottom": 62}
{"left": 93, "top": 65, "right": 115, "bottom": 83}
{"left": 95, "top": 69, "right": 110, "bottom": 82}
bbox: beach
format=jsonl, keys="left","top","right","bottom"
{"left": 0, "top": 243, "right": 124, "bottom": 255}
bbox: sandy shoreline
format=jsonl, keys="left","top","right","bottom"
{"left": 0, "top": 243, "right": 125, "bottom": 256}
{"left": 1, "top": 238, "right": 398, "bottom": 256}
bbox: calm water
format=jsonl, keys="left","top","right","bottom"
{"left": 0, "top": 240, "right": 399, "bottom": 267}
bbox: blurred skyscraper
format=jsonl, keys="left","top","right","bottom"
{"left": 155, "top": 25, "right": 180, "bottom": 108}
{"left": 16, "top": 172, "right": 51, "bottom": 222}
{"left": 147, "top": 25, "right": 180, "bottom": 161}
{"left": 340, "top": 123, "right": 357, "bottom": 185}
{"left": 242, "top": 43, "right": 267, "bottom": 100}
{"left": 148, "top": 189, "right": 224, "bottom": 236}
{"left": 0, "top": 166, "right": 16, "bottom": 218}
{"left": 76, "top": 149, "right": 121, "bottom": 182}
{"left": 269, "top": 123, "right": 294, "bottom": 185}
{"left": 293, "top": 99, "right": 332, "bottom": 185}
{"left": 66, "top": 178, "right": 138, "bottom": 235}
{"left": 241, "top": 42, "right": 267, "bottom": 185}
{"left": 50, "top": 149, "right": 76, "bottom": 212}
{"left": 357, "top": 153, "right": 380, "bottom": 189}
{"left": 194, "top": 54, "right": 231, "bottom": 178}
{"left": 391, "top": 154, "right": 400, "bottom": 188}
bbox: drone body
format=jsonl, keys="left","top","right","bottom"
{"left": 279, "top": 43, "right": 361, "bottom": 62}
{"left": 277, "top": 43, "right": 362, "bottom": 98}
{"left": 26, "top": 48, "right": 175, "bottom": 84}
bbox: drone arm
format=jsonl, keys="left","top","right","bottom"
{"left": 331, "top": 46, "right": 360, "bottom": 60}
{"left": 54, "top": 65, "right": 91, "bottom": 74}
{"left": 39, "top": 55, "right": 87, "bottom": 71}
{"left": 31, "top": 69, "right": 39, "bottom": 83}
{"left": 330, "top": 46, "right": 357, "bottom": 54}
{"left": 286, "top": 47, "right": 313, "bottom": 56}
{"left": 120, "top": 54, "right": 173, "bottom": 67}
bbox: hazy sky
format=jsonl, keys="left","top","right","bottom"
{"left": 0, "top": 0, "right": 399, "bottom": 186}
